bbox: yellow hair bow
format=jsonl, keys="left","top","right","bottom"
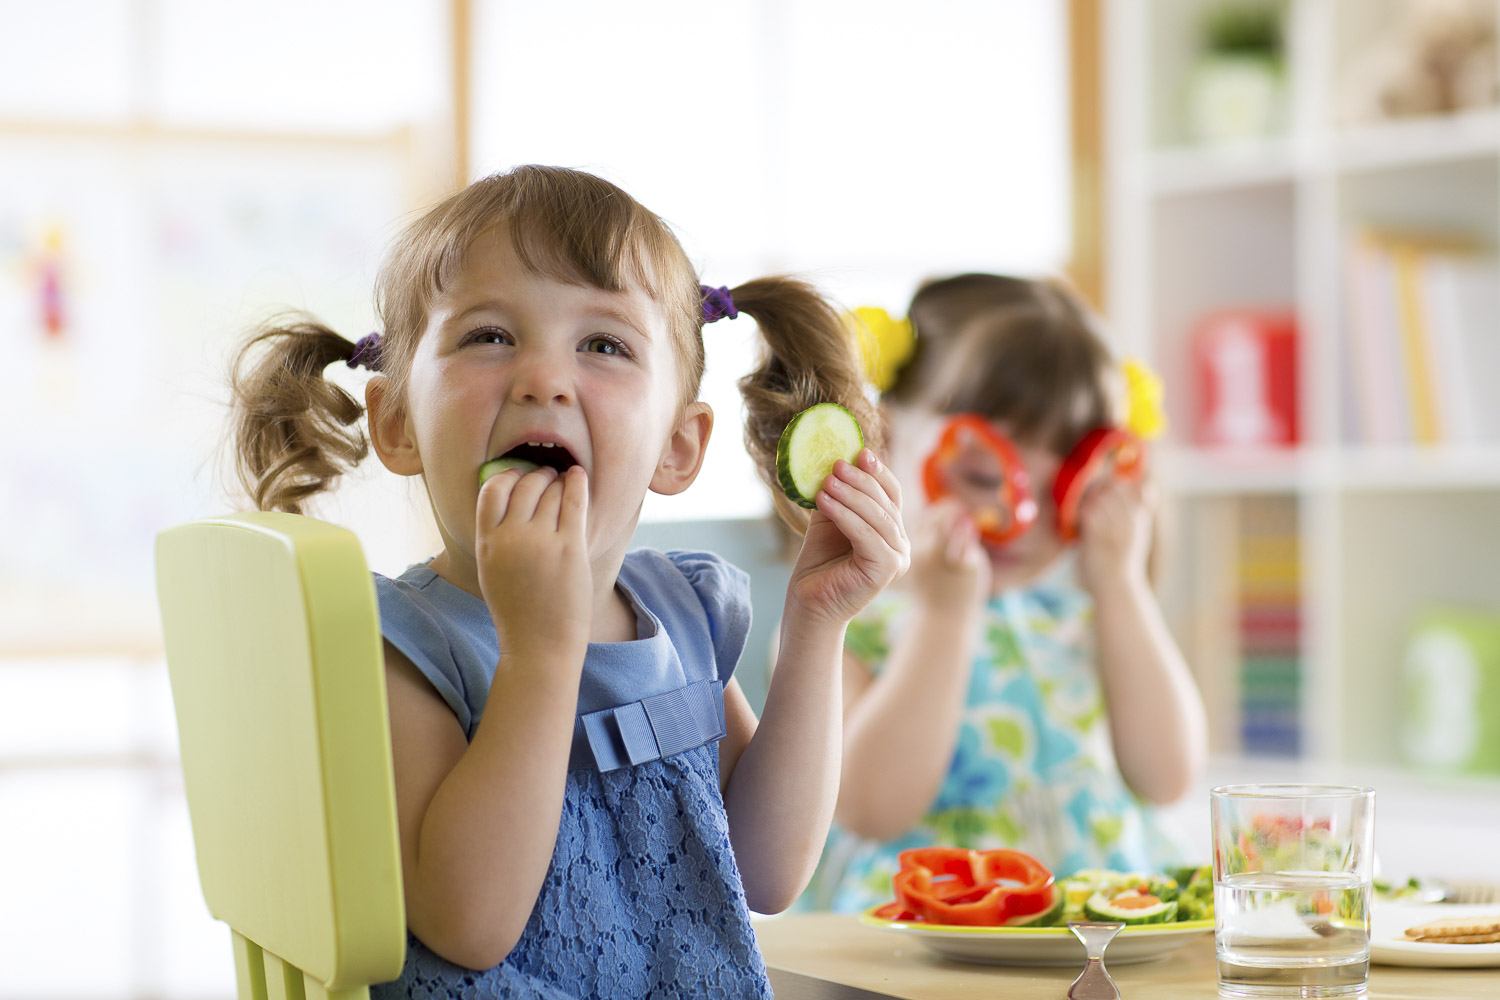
{"left": 847, "top": 306, "right": 916, "bottom": 393}
{"left": 1122, "top": 358, "right": 1167, "bottom": 440}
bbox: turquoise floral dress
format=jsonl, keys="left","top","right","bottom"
{"left": 805, "top": 558, "right": 1191, "bottom": 913}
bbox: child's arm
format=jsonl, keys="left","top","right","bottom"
{"left": 386, "top": 466, "right": 592, "bottom": 970}
{"left": 719, "top": 451, "right": 908, "bottom": 914}
{"left": 834, "top": 499, "right": 991, "bottom": 840}
{"left": 1078, "top": 479, "right": 1207, "bottom": 805}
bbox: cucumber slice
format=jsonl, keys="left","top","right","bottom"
{"left": 776, "top": 403, "right": 864, "bottom": 509}
{"left": 1083, "top": 888, "right": 1179, "bottom": 925}
{"left": 479, "top": 456, "right": 542, "bottom": 485}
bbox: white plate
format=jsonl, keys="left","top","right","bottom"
{"left": 859, "top": 907, "right": 1213, "bottom": 967}
{"left": 1371, "top": 902, "right": 1500, "bottom": 968}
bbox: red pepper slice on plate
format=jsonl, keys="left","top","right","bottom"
{"left": 921, "top": 415, "right": 1038, "bottom": 546}
{"left": 1052, "top": 426, "right": 1145, "bottom": 542}
{"left": 889, "top": 846, "right": 1056, "bottom": 926}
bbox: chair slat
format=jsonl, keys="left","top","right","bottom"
{"left": 232, "top": 930, "right": 269, "bottom": 1000}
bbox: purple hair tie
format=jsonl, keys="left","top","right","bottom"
{"left": 700, "top": 285, "right": 738, "bottom": 324}
{"left": 347, "top": 331, "right": 382, "bottom": 371}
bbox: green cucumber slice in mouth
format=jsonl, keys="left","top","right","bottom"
{"left": 479, "top": 456, "right": 543, "bottom": 485}
{"left": 776, "top": 402, "right": 864, "bottom": 509}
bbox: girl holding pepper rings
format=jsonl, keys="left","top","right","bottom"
{"left": 802, "top": 274, "right": 1206, "bottom": 914}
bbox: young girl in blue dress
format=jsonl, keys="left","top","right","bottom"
{"left": 227, "top": 165, "right": 909, "bottom": 997}
{"left": 806, "top": 273, "right": 1204, "bottom": 913}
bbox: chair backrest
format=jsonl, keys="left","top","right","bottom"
{"left": 156, "top": 512, "right": 405, "bottom": 1000}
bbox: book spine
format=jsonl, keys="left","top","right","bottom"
{"left": 1391, "top": 242, "right": 1442, "bottom": 445}
{"left": 1237, "top": 497, "right": 1302, "bottom": 757}
{"left": 1422, "top": 253, "right": 1479, "bottom": 445}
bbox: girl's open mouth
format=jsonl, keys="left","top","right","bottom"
{"left": 497, "top": 441, "right": 578, "bottom": 473}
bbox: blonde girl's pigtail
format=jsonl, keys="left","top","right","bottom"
{"left": 227, "top": 316, "right": 378, "bottom": 514}
{"left": 723, "top": 277, "right": 883, "bottom": 536}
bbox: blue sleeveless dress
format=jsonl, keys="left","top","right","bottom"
{"left": 369, "top": 548, "right": 772, "bottom": 999}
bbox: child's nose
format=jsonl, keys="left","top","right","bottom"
{"left": 508, "top": 346, "right": 573, "bottom": 405}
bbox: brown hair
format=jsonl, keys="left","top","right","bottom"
{"left": 228, "top": 165, "right": 875, "bottom": 529}
{"left": 887, "top": 273, "right": 1121, "bottom": 456}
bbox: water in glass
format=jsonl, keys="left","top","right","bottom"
{"left": 1215, "top": 870, "right": 1370, "bottom": 997}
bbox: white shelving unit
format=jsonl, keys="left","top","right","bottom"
{"left": 1106, "top": 0, "right": 1500, "bottom": 771}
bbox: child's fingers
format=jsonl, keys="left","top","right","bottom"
{"left": 813, "top": 485, "right": 886, "bottom": 556}
{"left": 557, "top": 465, "right": 589, "bottom": 537}
{"left": 531, "top": 470, "right": 566, "bottom": 526}
{"left": 856, "top": 448, "right": 902, "bottom": 509}
{"left": 477, "top": 467, "right": 523, "bottom": 529}
{"left": 945, "top": 514, "right": 978, "bottom": 566}
{"left": 487, "top": 465, "right": 559, "bottom": 526}
{"left": 919, "top": 498, "right": 966, "bottom": 554}
{"left": 816, "top": 482, "right": 909, "bottom": 581}
{"left": 1137, "top": 478, "right": 1156, "bottom": 511}
{"left": 824, "top": 460, "right": 904, "bottom": 551}
{"left": 1081, "top": 478, "right": 1124, "bottom": 517}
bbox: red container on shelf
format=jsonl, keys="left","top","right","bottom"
{"left": 1192, "top": 309, "right": 1299, "bottom": 448}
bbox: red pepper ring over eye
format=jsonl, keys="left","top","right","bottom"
{"left": 921, "top": 415, "right": 1038, "bottom": 546}
{"left": 889, "top": 846, "right": 1057, "bottom": 926}
{"left": 1052, "top": 426, "right": 1145, "bottom": 542}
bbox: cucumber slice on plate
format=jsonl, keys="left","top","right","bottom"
{"left": 1083, "top": 888, "right": 1179, "bottom": 925}
{"left": 479, "top": 456, "right": 542, "bottom": 485}
{"left": 776, "top": 402, "right": 865, "bottom": 509}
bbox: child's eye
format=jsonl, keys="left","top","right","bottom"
{"left": 581, "top": 334, "right": 630, "bottom": 356}
{"left": 467, "top": 327, "right": 511, "bottom": 346}
{"left": 960, "top": 471, "right": 1006, "bottom": 491}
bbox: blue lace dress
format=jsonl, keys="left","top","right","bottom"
{"left": 369, "top": 548, "right": 771, "bottom": 999}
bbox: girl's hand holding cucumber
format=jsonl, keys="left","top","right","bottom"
{"left": 475, "top": 459, "right": 592, "bottom": 659}
{"left": 777, "top": 403, "right": 910, "bottom": 630}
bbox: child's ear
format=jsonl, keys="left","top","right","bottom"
{"left": 650, "top": 401, "right": 713, "bottom": 496}
{"left": 365, "top": 376, "right": 423, "bottom": 476}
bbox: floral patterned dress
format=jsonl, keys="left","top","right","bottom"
{"left": 804, "top": 558, "right": 1191, "bottom": 913}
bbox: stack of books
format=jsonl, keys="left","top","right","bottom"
{"left": 1238, "top": 497, "right": 1301, "bottom": 756}
{"left": 1342, "top": 230, "right": 1500, "bottom": 447}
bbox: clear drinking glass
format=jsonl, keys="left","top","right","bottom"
{"left": 1210, "top": 784, "right": 1375, "bottom": 998}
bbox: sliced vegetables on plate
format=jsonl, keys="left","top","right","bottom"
{"left": 865, "top": 846, "right": 1213, "bottom": 967}
{"left": 875, "top": 849, "right": 1214, "bottom": 929}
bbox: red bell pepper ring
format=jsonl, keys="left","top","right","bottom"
{"left": 889, "top": 846, "right": 1056, "bottom": 926}
{"left": 1052, "top": 426, "right": 1145, "bottom": 542}
{"left": 921, "top": 415, "right": 1038, "bottom": 546}
{"left": 873, "top": 901, "right": 914, "bottom": 921}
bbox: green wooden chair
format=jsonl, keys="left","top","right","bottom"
{"left": 155, "top": 512, "right": 406, "bottom": 1000}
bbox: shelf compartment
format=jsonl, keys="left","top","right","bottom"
{"left": 1161, "top": 446, "right": 1500, "bottom": 494}
{"left": 1158, "top": 445, "right": 1314, "bottom": 495}
{"left": 1334, "top": 108, "right": 1500, "bottom": 175}
{"left": 1150, "top": 140, "right": 1301, "bottom": 196}
{"left": 1335, "top": 447, "right": 1500, "bottom": 490}
{"left": 1337, "top": 489, "right": 1500, "bottom": 767}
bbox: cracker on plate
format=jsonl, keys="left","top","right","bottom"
{"left": 1403, "top": 914, "right": 1500, "bottom": 942}
{"left": 1411, "top": 931, "right": 1500, "bottom": 944}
